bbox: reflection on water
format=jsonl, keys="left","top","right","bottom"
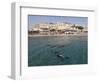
{"left": 28, "top": 36, "right": 87, "bottom": 66}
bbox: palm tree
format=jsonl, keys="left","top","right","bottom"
{"left": 75, "top": 26, "right": 84, "bottom": 32}
{"left": 50, "top": 29, "right": 56, "bottom": 32}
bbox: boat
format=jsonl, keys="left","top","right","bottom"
{"left": 57, "top": 54, "right": 64, "bottom": 59}
{"left": 57, "top": 54, "right": 70, "bottom": 59}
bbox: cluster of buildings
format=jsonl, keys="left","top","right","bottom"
{"left": 29, "top": 22, "right": 87, "bottom": 35}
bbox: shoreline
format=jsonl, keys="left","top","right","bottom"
{"left": 28, "top": 33, "right": 87, "bottom": 37}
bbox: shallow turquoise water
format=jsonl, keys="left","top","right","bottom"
{"left": 28, "top": 36, "right": 87, "bottom": 66}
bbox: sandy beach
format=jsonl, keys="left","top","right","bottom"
{"left": 28, "top": 32, "right": 87, "bottom": 37}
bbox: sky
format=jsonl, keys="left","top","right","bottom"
{"left": 28, "top": 15, "right": 88, "bottom": 30}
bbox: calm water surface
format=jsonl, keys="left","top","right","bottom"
{"left": 28, "top": 36, "right": 87, "bottom": 66}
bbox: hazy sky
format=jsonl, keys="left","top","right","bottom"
{"left": 28, "top": 15, "right": 88, "bottom": 30}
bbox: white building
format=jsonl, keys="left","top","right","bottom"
{"left": 31, "top": 22, "right": 86, "bottom": 34}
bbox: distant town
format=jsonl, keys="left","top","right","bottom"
{"left": 28, "top": 22, "right": 88, "bottom": 36}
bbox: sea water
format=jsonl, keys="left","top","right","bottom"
{"left": 28, "top": 36, "right": 87, "bottom": 66}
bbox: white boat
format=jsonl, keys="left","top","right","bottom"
{"left": 57, "top": 54, "right": 64, "bottom": 59}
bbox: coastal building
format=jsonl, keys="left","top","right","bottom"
{"left": 83, "top": 27, "right": 88, "bottom": 32}
{"left": 30, "top": 22, "right": 87, "bottom": 35}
